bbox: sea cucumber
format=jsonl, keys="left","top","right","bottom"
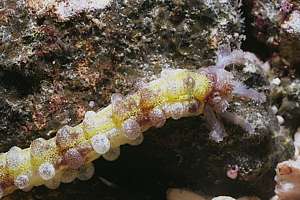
{"left": 0, "top": 49, "right": 266, "bottom": 198}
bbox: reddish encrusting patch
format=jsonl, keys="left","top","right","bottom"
{"left": 136, "top": 114, "right": 152, "bottom": 129}
{"left": 62, "top": 148, "right": 85, "bottom": 169}
{"left": 226, "top": 165, "right": 239, "bottom": 180}
{"left": 76, "top": 142, "right": 93, "bottom": 158}
{"left": 280, "top": 0, "right": 294, "bottom": 15}
{"left": 139, "top": 89, "right": 158, "bottom": 110}
{"left": 278, "top": 164, "right": 292, "bottom": 175}
{"left": 0, "top": 178, "right": 14, "bottom": 192}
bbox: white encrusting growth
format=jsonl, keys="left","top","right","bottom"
{"left": 26, "top": 0, "right": 112, "bottom": 20}
{"left": 7, "top": 146, "right": 28, "bottom": 170}
{"left": 294, "top": 129, "right": 300, "bottom": 156}
{"left": 63, "top": 148, "right": 84, "bottom": 169}
{"left": 83, "top": 111, "right": 99, "bottom": 131}
{"left": 91, "top": 134, "right": 111, "bottom": 154}
{"left": 56, "top": 125, "right": 85, "bottom": 150}
{"left": 38, "top": 162, "right": 56, "bottom": 180}
{"left": 56, "top": 125, "right": 73, "bottom": 149}
{"left": 122, "top": 118, "right": 142, "bottom": 140}
{"left": 30, "top": 138, "right": 47, "bottom": 156}
{"left": 166, "top": 102, "right": 187, "bottom": 120}
{"left": 281, "top": 11, "right": 300, "bottom": 35}
{"left": 104, "top": 128, "right": 119, "bottom": 140}
{"left": 6, "top": 146, "right": 33, "bottom": 190}
{"left": 148, "top": 107, "right": 166, "bottom": 128}
{"left": 14, "top": 174, "right": 30, "bottom": 189}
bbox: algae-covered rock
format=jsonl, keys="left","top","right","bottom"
{"left": 0, "top": 0, "right": 244, "bottom": 152}
{"left": 271, "top": 78, "right": 300, "bottom": 132}
{"left": 246, "top": 0, "right": 300, "bottom": 71}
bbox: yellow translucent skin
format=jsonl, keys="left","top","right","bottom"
{"left": 0, "top": 69, "right": 213, "bottom": 198}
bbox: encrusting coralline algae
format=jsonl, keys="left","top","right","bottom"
{"left": 0, "top": 50, "right": 267, "bottom": 198}
{"left": 275, "top": 128, "right": 300, "bottom": 200}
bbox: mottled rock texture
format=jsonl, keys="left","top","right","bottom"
{"left": 245, "top": 0, "right": 300, "bottom": 75}
{"left": 0, "top": 0, "right": 244, "bottom": 152}
{"left": 246, "top": 0, "right": 300, "bottom": 144}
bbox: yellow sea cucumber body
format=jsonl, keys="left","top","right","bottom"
{"left": 0, "top": 69, "right": 213, "bottom": 198}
